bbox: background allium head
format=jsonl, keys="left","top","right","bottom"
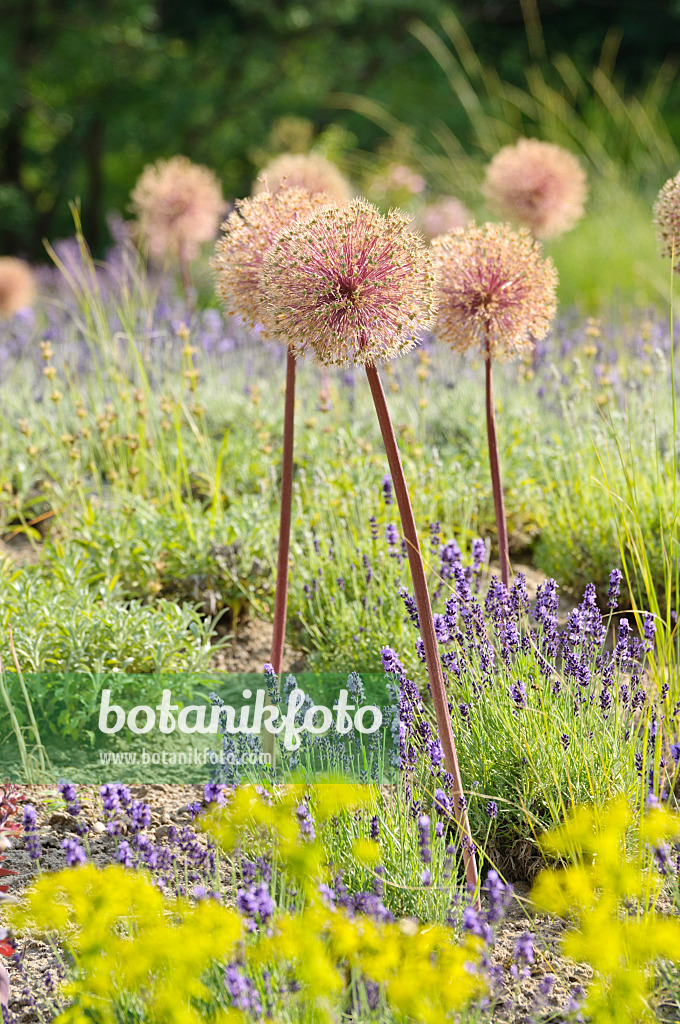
{"left": 483, "top": 138, "right": 588, "bottom": 239}
{"left": 261, "top": 198, "right": 436, "bottom": 366}
{"left": 254, "top": 153, "right": 351, "bottom": 203}
{"left": 0, "top": 257, "right": 36, "bottom": 317}
{"left": 431, "top": 223, "right": 557, "bottom": 358}
{"left": 212, "top": 188, "right": 329, "bottom": 327}
{"left": 130, "top": 155, "right": 225, "bottom": 262}
{"left": 654, "top": 170, "right": 680, "bottom": 267}
{"left": 418, "top": 196, "right": 471, "bottom": 240}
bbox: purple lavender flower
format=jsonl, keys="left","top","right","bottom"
{"left": 643, "top": 613, "right": 656, "bottom": 652}
{"left": 433, "top": 789, "right": 453, "bottom": 817}
{"left": 61, "top": 837, "right": 86, "bottom": 867}
{"left": 485, "top": 801, "right": 498, "bottom": 820}
{"left": 369, "top": 815, "right": 380, "bottom": 841}
{"left": 515, "top": 931, "right": 535, "bottom": 963}
{"left": 127, "top": 800, "right": 152, "bottom": 834}
{"left": 509, "top": 680, "right": 527, "bottom": 709}
{"left": 382, "top": 474, "right": 393, "bottom": 505}
{"left": 22, "top": 805, "right": 41, "bottom": 861}
{"left": 237, "top": 882, "right": 275, "bottom": 931}
{"left": 608, "top": 568, "right": 623, "bottom": 608}
{"left": 295, "top": 803, "right": 316, "bottom": 841}
{"left": 204, "top": 781, "right": 226, "bottom": 805}
{"left": 417, "top": 814, "right": 432, "bottom": 865}
{"left": 224, "top": 963, "right": 263, "bottom": 1017}
{"left": 462, "top": 906, "right": 493, "bottom": 944}
{"left": 117, "top": 840, "right": 133, "bottom": 867}
{"left": 399, "top": 587, "right": 420, "bottom": 629}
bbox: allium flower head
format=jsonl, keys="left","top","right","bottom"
{"left": 431, "top": 223, "right": 557, "bottom": 359}
{"left": 483, "top": 138, "right": 588, "bottom": 239}
{"left": 654, "top": 170, "right": 680, "bottom": 267}
{"left": 130, "top": 155, "right": 225, "bottom": 262}
{"left": 212, "top": 187, "right": 329, "bottom": 327}
{"left": 254, "top": 152, "right": 351, "bottom": 203}
{"left": 261, "top": 198, "right": 437, "bottom": 366}
{"left": 418, "top": 196, "right": 471, "bottom": 240}
{"left": 0, "top": 257, "right": 35, "bottom": 317}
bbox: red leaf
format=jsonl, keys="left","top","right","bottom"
{"left": 0, "top": 961, "right": 8, "bottom": 1006}
{"left": 0, "top": 940, "right": 13, "bottom": 957}
{"left": 0, "top": 870, "right": 17, "bottom": 878}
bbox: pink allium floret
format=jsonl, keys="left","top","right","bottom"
{"left": 654, "top": 170, "right": 680, "bottom": 268}
{"left": 212, "top": 188, "right": 331, "bottom": 327}
{"left": 418, "top": 196, "right": 471, "bottom": 240}
{"left": 130, "top": 155, "right": 226, "bottom": 262}
{"left": 483, "top": 139, "right": 588, "bottom": 239}
{"left": 254, "top": 153, "right": 351, "bottom": 203}
{"left": 431, "top": 222, "right": 558, "bottom": 359}
{"left": 0, "top": 257, "right": 36, "bottom": 318}
{"left": 261, "top": 198, "right": 436, "bottom": 366}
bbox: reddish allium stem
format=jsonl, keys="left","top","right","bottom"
{"left": 484, "top": 335, "right": 511, "bottom": 588}
{"left": 270, "top": 348, "right": 297, "bottom": 676}
{"left": 365, "top": 361, "right": 479, "bottom": 899}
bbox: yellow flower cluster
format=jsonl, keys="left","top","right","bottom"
{"left": 532, "top": 799, "right": 680, "bottom": 1024}
{"left": 9, "top": 783, "right": 486, "bottom": 1023}
{"left": 9, "top": 863, "right": 241, "bottom": 1024}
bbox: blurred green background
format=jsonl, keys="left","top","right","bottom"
{"left": 3, "top": 0, "right": 680, "bottom": 259}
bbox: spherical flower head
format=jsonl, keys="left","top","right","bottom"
{"left": 261, "top": 198, "right": 437, "bottom": 367}
{"left": 418, "top": 196, "right": 471, "bottom": 240}
{"left": 212, "top": 187, "right": 330, "bottom": 328}
{"left": 654, "top": 170, "right": 680, "bottom": 268}
{"left": 254, "top": 152, "right": 351, "bottom": 203}
{"left": 483, "top": 138, "right": 588, "bottom": 239}
{"left": 431, "top": 222, "right": 557, "bottom": 359}
{"left": 130, "top": 155, "right": 226, "bottom": 262}
{"left": 0, "top": 257, "right": 36, "bottom": 317}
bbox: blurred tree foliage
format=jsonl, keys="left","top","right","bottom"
{"left": 1, "top": 0, "right": 680, "bottom": 258}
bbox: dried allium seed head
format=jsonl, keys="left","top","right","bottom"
{"left": 254, "top": 153, "right": 351, "bottom": 203}
{"left": 654, "top": 171, "right": 680, "bottom": 267}
{"left": 261, "top": 198, "right": 436, "bottom": 366}
{"left": 0, "top": 257, "right": 36, "bottom": 317}
{"left": 483, "top": 139, "right": 587, "bottom": 239}
{"left": 212, "top": 188, "right": 330, "bottom": 327}
{"left": 418, "top": 196, "right": 471, "bottom": 240}
{"left": 432, "top": 223, "right": 557, "bottom": 359}
{"left": 130, "top": 155, "right": 226, "bottom": 262}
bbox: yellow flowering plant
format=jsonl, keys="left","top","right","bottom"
{"left": 7, "top": 783, "right": 486, "bottom": 1022}
{"left": 531, "top": 799, "right": 680, "bottom": 1024}
{"left": 8, "top": 863, "right": 242, "bottom": 1024}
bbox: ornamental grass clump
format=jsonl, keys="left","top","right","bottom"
{"left": 212, "top": 187, "right": 331, "bottom": 679}
{"left": 262, "top": 197, "right": 478, "bottom": 894}
{"left": 130, "top": 154, "right": 225, "bottom": 299}
{"left": 254, "top": 151, "right": 352, "bottom": 202}
{"left": 432, "top": 223, "right": 557, "bottom": 585}
{"left": 483, "top": 138, "right": 588, "bottom": 239}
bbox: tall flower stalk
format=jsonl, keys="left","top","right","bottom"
{"left": 432, "top": 223, "right": 558, "bottom": 587}
{"left": 212, "top": 188, "right": 330, "bottom": 678}
{"left": 262, "top": 198, "right": 479, "bottom": 894}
